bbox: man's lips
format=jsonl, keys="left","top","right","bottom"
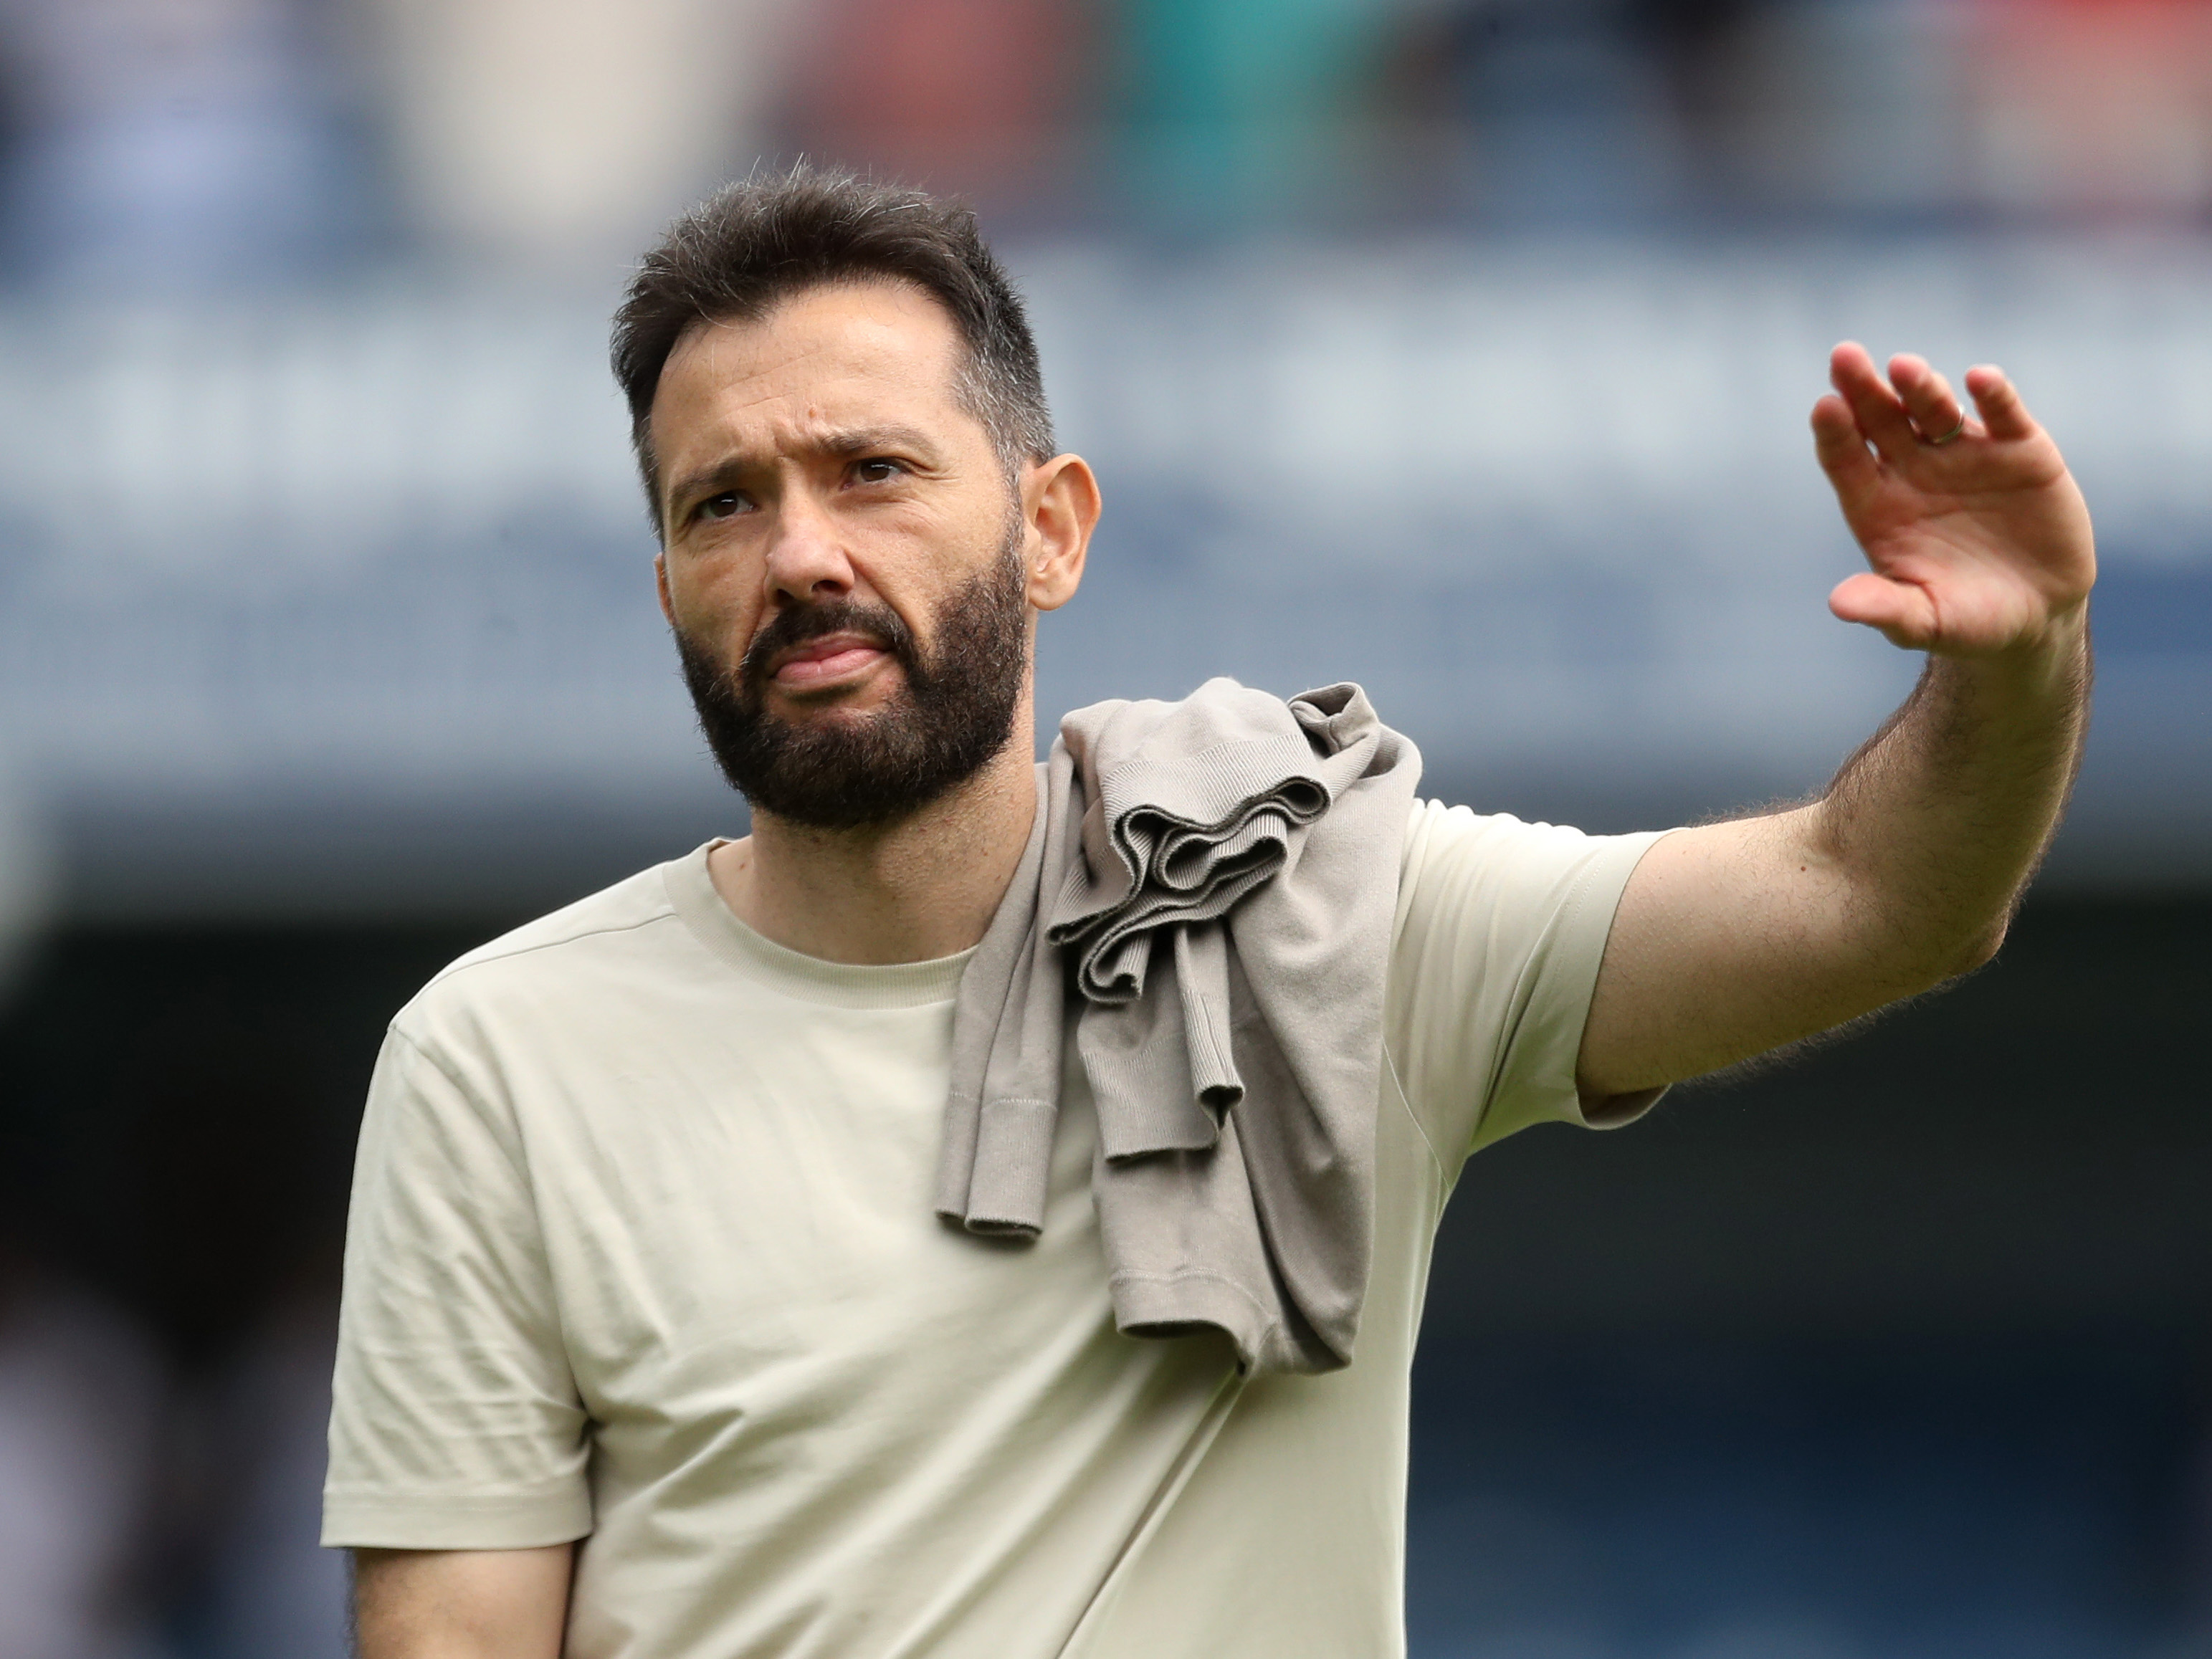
{"left": 768, "top": 634, "right": 889, "bottom": 688}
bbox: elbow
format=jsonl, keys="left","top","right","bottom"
{"left": 1939, "top": 914, "right": 2011, "bottom": 981}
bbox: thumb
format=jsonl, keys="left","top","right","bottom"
{"left": 1829, "top": 572, "right": 1935, "bottom": 649}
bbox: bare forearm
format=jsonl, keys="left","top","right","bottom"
{"left": 1578, "top": 348, "right": 2097, "bottom": 1099}
{"left": 352, "top": 1546, "right": 573, "bottom": 1659}
{"left": 1581, "top": 617, "right": 2091, "bottom": 1096}
{"left": 1809, "top": 608, "right": 2091, "bottom": 977}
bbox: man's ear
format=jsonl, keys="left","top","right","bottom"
{"left": 1024, "top": 454, "right": 1101, "bottom": 613}
{"left": 654, "top": 552, "right": 676, "bottom": 626}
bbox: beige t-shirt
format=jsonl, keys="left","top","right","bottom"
{"left": 323, "top": 802, "right": 1665, "bottom": 1658}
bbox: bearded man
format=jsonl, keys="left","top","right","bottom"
{"left": 325, "top": 168, "right": 2094, "bottom": 1658}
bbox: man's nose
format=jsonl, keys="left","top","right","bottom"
{"left": 761, "top": 492, "right": 854, "bottom": 606}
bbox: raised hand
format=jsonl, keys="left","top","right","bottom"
{"left": 1811, "top": 341, "right": 2094, "bottom": 659}
{"left": 1582, "top": 345, "right": 2097, "bottom": 1103}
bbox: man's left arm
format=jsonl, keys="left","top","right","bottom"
{"left": 1576, "top": 342, "right": 2095, "bottom": 1099}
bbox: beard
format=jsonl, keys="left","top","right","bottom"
{"left": 672, "top": 533, "right": 1031, "bottom": 831}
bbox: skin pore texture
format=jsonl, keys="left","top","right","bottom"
{"left": 351, "top": 295, "right": 2094, "bottom": 1650}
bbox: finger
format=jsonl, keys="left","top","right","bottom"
{"left": 1829, "top": 570, "right": 1936, "bottom": 650}
{"left": 1964, "top": 364, "right": 2037, "bottom": 441}
{"left": 1810, "top": 392, "right": 1881, "bottom": 512}
{"left": 1829, "top": 341, "right": 1919, "bottom": 463}
{"left": 1887, "top": 353, "right": 1972, "bottom": 446}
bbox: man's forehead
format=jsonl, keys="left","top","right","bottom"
{"left": 658, "top": 280, "right": 965, "bottom": 415}
{"left": 646, "top": 279, "right": 991, "bottom": 518}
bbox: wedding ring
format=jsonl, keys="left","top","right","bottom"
{"left": 1925, "top": 412, "right": 1968, "bottom": 446}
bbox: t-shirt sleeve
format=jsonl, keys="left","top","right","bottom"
{"left": 1385, "top": 799, "right": 1674, "bottom": 1171}
{"left": 322, "top": 1021, "right": 593, "bottom": 1549}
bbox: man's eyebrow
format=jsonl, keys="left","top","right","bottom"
{"left": 818, "top": 423, "right": 939, "bottom": 459}
{"left": 664, "top": 456, "right": 750, "bottom": 516}
{"left": 662, "top": 426, "right": 944, "bottom": 515}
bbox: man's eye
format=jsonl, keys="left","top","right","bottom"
{"left": 697, "top": 493, "right": 745, "bottom": 521}
{"left": 854, "top": 459, "right": 905, "bottom": 484}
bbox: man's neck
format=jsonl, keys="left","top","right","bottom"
{"left": 705, "top": 733, "right": 1039, "bottom": 966}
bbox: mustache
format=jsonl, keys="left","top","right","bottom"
{"left": 737, "top": 597, "right": 918, "bottom": 689}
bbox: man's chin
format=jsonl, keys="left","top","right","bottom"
{"left": 754, "top": 677, "right": 905, "bottom": 727}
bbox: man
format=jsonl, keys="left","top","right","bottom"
{"left": 325, "top": 169, "right": 2092, "bottom": 1657}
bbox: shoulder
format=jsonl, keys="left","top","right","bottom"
{"left": 391, "top": 849, "right": 707, "bottom": 1053}
{"left": 1396, "top": 800, "right": 1634, "bottom": 927}
{"left": 1385, "top": 802, "right": 1674, "bottom": 1155}
{"left": 1399, "top": 798, "right": 1616, "bottom": 865}
{"left": 1388, "top": 798, "right": 1672, "bottom": 1023}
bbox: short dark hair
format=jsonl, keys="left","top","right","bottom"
{"left": 611, "top": 165, "right": 1056, "bottom": 527}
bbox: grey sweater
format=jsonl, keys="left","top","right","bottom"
{"left": 934, "top": 679, "right": 1421, "bottom": 1374}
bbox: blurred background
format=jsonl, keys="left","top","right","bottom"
{"left": 0, "top": 0, "right": 2206, "bottom": 1653}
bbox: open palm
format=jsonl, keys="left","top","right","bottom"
{"left": 1812, "top": 342, "right": 2095, "bottom": 658}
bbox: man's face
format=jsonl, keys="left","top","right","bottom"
{"left": 650, "top": 280, "right": 1034, "bottom": 828}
